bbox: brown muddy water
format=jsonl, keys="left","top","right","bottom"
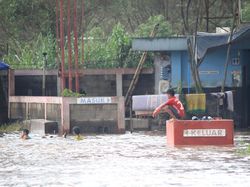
{"left": 0, "top": 131, "right": 250, "bottom": 187}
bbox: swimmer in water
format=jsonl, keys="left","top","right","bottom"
{"left": 72, "top": 126, "right": 83, "bottom": 141}
{"left": 20, "top": 129, "right": 31, "bottom": 140}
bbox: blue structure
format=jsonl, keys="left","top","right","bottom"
{"left": 132, "top": 34, "right": 248, "bottom": 91}
{"left": 0, "top": 61, "right": 9, "bottom": 70}
{"left": 132, "top": 26, "right": 250, "bottom": 128}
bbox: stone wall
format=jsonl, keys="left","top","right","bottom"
{"left": 70, "top": 104, "right": 118, "bottom": 133}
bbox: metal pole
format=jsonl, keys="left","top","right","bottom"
{"left": 67, "top": 0, "right": 72, "bottom": 90}
{"left": 73, "top": 0, "right": 79, "bottom": 92}
{"left": 81, "top": 0, "right": 84, "bottom": 65}
{"left": 60, "top": 0, "right": 65, "bottom": 91}
{"left": 56, "top": 0, "right": 60, "bottom": 60}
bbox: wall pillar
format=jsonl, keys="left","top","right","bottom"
{"left": 44, "top": 103, "right": 47, "bottom": 120}
{"left": 57, "top": 75, "right": 61, "bottom": 96}
{"left": 117, "top": 96, "right": 125, "bottom": 133}
{"left": 8, "top": 69, "right": 15, "bottom": 119}
{"left": 61, "top": 98, "right": 69, "bottom": 134}
{"left": 8, "top": 69, "right": 15, "bottom": 96}
{"left": 60, "top": 97, "right": 76, "bottom": 134}
{"left": 116, "top": 73, "right": 123, "bottom": 96}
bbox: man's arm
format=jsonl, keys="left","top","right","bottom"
{"left": 152, "top": 102, "right": 168, "bottom": 118}
{"left": 152, "top": 98, "right": 174, "bottom": 118}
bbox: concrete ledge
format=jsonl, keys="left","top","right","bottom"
{"left": 125, "top": 118, "right": 150, "bottom": 130}
{"left": 71, "top": 121, "right": 118, "bottom": 134}
{"left": 25, "top": 119, "right": 58, "bottom": 135}
{"left": 9, "top": 96, "right": 62, "bottom": 104}
{"left": 14, "top": 68, "right": 154, "bottom": 76}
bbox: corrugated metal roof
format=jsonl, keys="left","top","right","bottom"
{"left": 132, "top": 37, "right": 187, "bottom": 51}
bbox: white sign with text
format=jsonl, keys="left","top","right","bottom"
{"left": 77, "top": 97, "right": 112, "bottom": 104}
{"left": 183, "top": 129, "right": 226, "bottom": 137}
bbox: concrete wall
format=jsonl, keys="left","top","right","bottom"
{"left": 46, "top": 104, "right": 61, "bottom": 122}
{"left": 14, "top": 68, "right": 154, "bottom": 97}
{"left": 9, "top": 96, "right": 125, "bottom": 134}
{"left": 70, "top": 104, "right": 118, "bottom": 133}
{"left": 79, "top": 75, "right": 116, "bottom": 96}
{"left": 9, "top": 103, "right": 26, "bottom": 120}
{"left": 10, "top": 102, "right": 61, "bottom": 122}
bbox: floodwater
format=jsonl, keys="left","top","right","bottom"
{"left": 0, "top": 131, "right": 250, "bottom": 187}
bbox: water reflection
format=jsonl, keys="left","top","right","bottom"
{"left": 0, "top": 132, "right": 250, "bottom": 187}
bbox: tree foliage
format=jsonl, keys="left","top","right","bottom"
{"left": 0, "top": 0, "right": 248, "bottom": 69}
{"left": 242, "top": 0, "right": 250, "bottom": 22}
{"left": 3, "top": 33, "right": 56, "bottom": 69}
{"left": 135, "top": 15, "right": 172, "bottom": 37}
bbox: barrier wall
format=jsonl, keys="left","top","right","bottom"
{"left": 9, "top": 96, "right": 125, "bottom": 134}
{"left": 166, "top": 119, "right": 234, "bottom": 146}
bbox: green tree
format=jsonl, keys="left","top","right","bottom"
{"left": 107, "top": 23, "right": 131, "bottom": 67}
{"left": 3, "top": 32, "right": 56, "bottom": 69}
{"left": 242, "top": 0, "right": 250, "bottom": 22}
{"left": 135, "top": 15, "right": 172, "bottom": 37}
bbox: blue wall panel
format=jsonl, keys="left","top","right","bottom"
{"left": 171, "top": 51, "right": 182, "bottom": 87}
{"left": 166, "top": 38, "right": 250, "bottom": 89}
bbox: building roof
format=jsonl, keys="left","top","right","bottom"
{"left": 132, "top": 37, "right": 187, "bottom": 51}
{"left": 132, "top": 25, "right": 250, "bottom": 60}
{"left": 196, "top": 25, "right": 250, "bottom": 60}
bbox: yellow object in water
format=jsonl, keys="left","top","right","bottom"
{"left": 185, "top": 94, "right": 206, "bottom": 113}
{"left": 75, "top": 135, "right": 83, "bottom": 141}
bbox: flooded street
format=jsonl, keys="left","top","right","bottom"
{"left": 0, "top": 132, "right": 250, "bottom": 187}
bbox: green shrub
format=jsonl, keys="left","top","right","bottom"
{"left": 61, "top": 89, "right": 86, "bottom": 97}
{"left": 0, "top": 122, "right": 28, "bottom": 133}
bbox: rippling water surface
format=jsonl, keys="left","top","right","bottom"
{"left": 0, "top": 132, "right": 250, "bottom": 187}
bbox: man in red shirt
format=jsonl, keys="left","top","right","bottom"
{"left": 152, "top": 89, "right": 185, "bottom": 119}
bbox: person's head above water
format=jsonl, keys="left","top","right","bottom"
{"left": 22, "top": 129, "right": 29, "bottom": 135}
{"left": 72, "top": 126, "right": 81, "bottom": 135}
{"left": 21, "top": 129, "right": 30, "bottom": 139}
{"left": 166, "top": 88, "right": 175, "bottom": 98}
